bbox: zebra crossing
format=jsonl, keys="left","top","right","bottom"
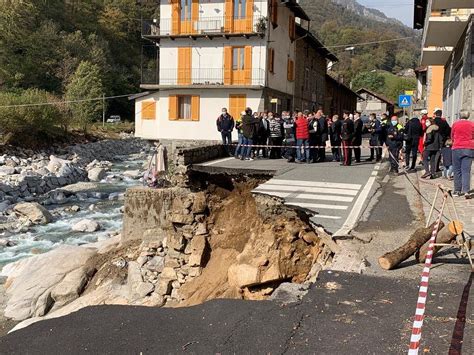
{"left": 252, "top": 178, "right": 363, "bottom": 223}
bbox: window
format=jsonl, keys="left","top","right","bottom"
{"left": 268, "top": 48, "right": 275, "bottom": 74}
{"left": 234, "top": 0, "right": 246, "bottom": 19}
{"left": 169, "top": 95, "right": 200, "bottom": 121}
{"left": 180, "top": 0, "right": 192, "bottom": 21}
{"left": 178, "top": 95, "right": 192, "bottom": 119}
{"left": 232, "top": 47, "right": 245, "bottom": 70}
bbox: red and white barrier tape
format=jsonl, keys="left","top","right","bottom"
{"left": 229, "top": 143, "right": 388, "bottom": 149}
{"left": 408, "top": 199, "right": 446, "bottom": 354}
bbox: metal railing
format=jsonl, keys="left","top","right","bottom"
{"left": 142, "top": 16, "right": 267, "bottom": 37}
{"left": 144, "top": 68, "right": 265, "bottom": 86}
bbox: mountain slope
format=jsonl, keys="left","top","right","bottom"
{"left": 299, "top": 0, "right": 421, "bottom": 81}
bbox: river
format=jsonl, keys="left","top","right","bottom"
{"left": 0, "top": 155, "right": 145, "bottom": 267}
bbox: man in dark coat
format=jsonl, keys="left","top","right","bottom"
{"left": 317, "top": 109, "right": 329, "bottom": 162}
{"left": 216, "top": 108, "right": 235, "bottom": 155}
{"left": 404, "top": 116, "right": 423, "bottom": 171}
{"left": 433, "top": 109, "right": 451, "bottom": 172}
{"left": 329, "top": 115, "right": 342, "bottom": 162}
{"left": 352, "top": 111, "right": 363, "bottom": 163}
{"left": 366, "top": 113, "right": 382, "bottom": 162}
{"left": 341, "top": 111, "right": 355, "bottom": 166}
{"left": 241, "top": 108, "right": 259, "bottom": 161}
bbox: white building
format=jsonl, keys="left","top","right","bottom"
{"left": 134, "top": 0, "right": 310, "bottom": 141}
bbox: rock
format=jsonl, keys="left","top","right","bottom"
{"left": 146, "top": 256, "right": 165, "bottom": 272}
{"left": 108, "top": 192, "right": 124, "bottom": 201}
{"left": 0, "top": 166, "right": 16, "bottom": 176}
{"left": 169, "top": 213, "right": 194, "bottom": 225}
{"left": 228, "top": 264, "right": 259, "bottom": 288}
{"left": 123, "top": 170, "right": 141, "bottom": 179}
{"left": 167, "top": 233, "right": 185, "bottom": 251}
{"left": 2, "top": 245, "right": 97, "bottom": 321}
{"left": 195, "top": 222, "right": 208, "bottom": 236}
{"left": 137, "top": 256, "right": 149, "bottom": 267}
{"left": 161, "top": 267, "right": 177, "bottom": 281}
{"left": 191, "top": 192, "right": 207, "bottom": 214}
{"left": 13, "top": 202, "right": 53, "bottom": 225}
{"left": 269, "top": 283, "right": 310, "bottom": 304}
{"left": 0, "top": 200, "right": 11, "bottom": 213}
{"left": 72, "top": 219, "right": 101, "bottom": 233}
{"left": 155, "top": 279, "right": 172, "bottom": 296}
{"left": 70, "top": 205, "right": 81, "bottom": 213}
{"left": 188, "top": 235, "right": 208, "bottom": 267}
{"left": 47, "top": 156, "right": 70, "bottom": 174}
{"left": 51, "top": 266, "right": 92, "bottom": 309}
{"left": 88, "top": 167, "right": 107, "bottom": 182}
{"left": 0, "top": 239, "right": 16, "bottom": 247}
{"left": 135, "top": 282, "right": 155, "bottom": 299}
{"left": 164, "top": 258, "right": 180, "bottom": 269}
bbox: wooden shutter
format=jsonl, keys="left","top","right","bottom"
{"left": 169, "top": 95, "right": 178, "bottom": 120}
{"left": 141, "top": 101, "right": 156, "bottom": 120}
{"left": 289, "top": 15, "right": 295, "bottom": 41}
{"left": 191, "top": 95, "right": 200, "bottom": 121}
{"left": 224, "top": 0, "right": 233, "bottom": 32}
{"left": 171, "top": 0, "right": 180, "bottom": 35}
{"left": 178, "top": 47, "right": 191, "bottom": 85}
{"left": 287, "top": 59, "right": 294, "bottom": 81}
{"left": 246, "top": 0, "right": 254, "bottom": 32}
{"left": 271, "top": 0, "right": 278, "bottom": 27}
{"left": 229, "top": 94, "right": 247, "bottom": 120}
{"left": 268, "top": 48, "right": 274, "bottom": 74}
{"left": 244, "top": 46, "right": 252, "bottom": 84}
{"left": 224, "top": 46, "right": 232, "bottom": 85}
{"left": 192, "top": 0, "right": 199, "bottom": 21}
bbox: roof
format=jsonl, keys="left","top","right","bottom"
{"left": 356, "top": 88, "right": 395, "bottom": 106}
{"left": 296, "top": 25, "right": 339, "bottom": 62}
{"left": 282, "top": 0, "right": 311, "bottom": 21}
{"left": 326, "top": 75, "right": 363, "bottom": 99}
{"left": 128, "top": 91, "right": 153, "bottom": 101}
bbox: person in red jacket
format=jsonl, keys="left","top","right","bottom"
{"left": 418, "top": 109, "right": 428, "bottom": 158}
{"left": 451, "top": 109, "right": 474, "bottom": 197}
{"left": 294, "top": 111, "right": 310, "bottom": 163}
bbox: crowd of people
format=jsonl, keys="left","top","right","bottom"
{"left": 216, "top": 106, "right": 473, "bottom": 198}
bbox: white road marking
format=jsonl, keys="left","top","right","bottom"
{"left": 201, "top": 157, "right": 234, "bottom": 166}
{"left": 255, "top": 185, "right": 359, "bottom": 196}
{"left": 285, "top": 202, "right": 348, "bottom": 210}
{"left": 253, "top": 190, "right": 354, "bottom": 202}
{"left": 268, "top": 179, "right": 361, "bottom": 190}
{"left": 312, "top": 215, "right": 342, "bottom": 220}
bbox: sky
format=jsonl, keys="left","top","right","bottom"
{"left": 358, "top": 0, "right": 415, "bottom": 27}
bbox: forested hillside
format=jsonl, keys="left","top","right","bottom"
{"left": 299, "top": 0, "right": 420, "bottom": 99}
{"left": 0, "top": 0, "right": 157, "bottom": 145}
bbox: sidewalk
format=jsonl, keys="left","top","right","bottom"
{"left": 410, "top": 170, "right": 474, "bottom": 237}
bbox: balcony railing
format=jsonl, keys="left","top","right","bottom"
{"left": 142, "top": 68, "right": 266, "bottom": 87}
{"left": 142, "top": 16, "right": 267, "bottom": 37}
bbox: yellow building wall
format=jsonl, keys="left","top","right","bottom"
{"left": 428, "top": 66, "right": 444, "bottom": 115}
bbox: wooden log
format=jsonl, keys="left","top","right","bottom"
{"left": 378, "top": 221, "right": 445, "bottom": 270}
{"left": 416, "top": 220, "right": 464, "bottom": 263}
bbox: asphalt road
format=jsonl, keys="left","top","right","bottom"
{"left": 0, "top": 271, "right": 471, "bottom": 354}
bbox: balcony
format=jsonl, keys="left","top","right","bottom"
{"left": 142, "top": 16, "right": 267, "bottom": 39}
{"left": 432, "top": 0, "right": 474, "bottom": 10}
{"left": 140, "top": 68, "right": 266, "bottom": 89}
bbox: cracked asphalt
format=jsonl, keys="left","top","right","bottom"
{"left": 0, "top": 271, "right": 471, "bottom": 354}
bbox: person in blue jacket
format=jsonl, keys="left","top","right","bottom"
{"left": 386, "top": 116, "right": 404, "bottom": 174}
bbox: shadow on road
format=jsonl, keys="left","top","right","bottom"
{"left": 448, "top": 272, "right": 473, "bottom": 354}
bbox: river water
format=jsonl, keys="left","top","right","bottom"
{"left": 0, "top": 155, "right": 144, "bottom": 267}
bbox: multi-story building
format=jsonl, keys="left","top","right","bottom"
{"left": 293, "top": 24, "right": 338, "bottom": 112}
{"left": 356, "top": 88, "right": 395, "bottom": 118}
{"left": 134, "top": 0, "right": 310, "bottom": 141}
{"left": 414, "top": 0, "right": 474, "bottom": 123}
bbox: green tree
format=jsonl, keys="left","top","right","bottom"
{"left": 351, "top": 71, "right": 386, "bottom": 93}
{"left": 0, "top": 89, "right": 63, "bottom": 146}
{"left": 66, "top": 61, "right": 104, "bottom": 133}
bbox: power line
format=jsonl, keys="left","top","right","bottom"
{"left": 0, "top": 93, "right": 136, "bottom": 109}
{"left": 320, "top": 36, "right": 417, "bottom": 49}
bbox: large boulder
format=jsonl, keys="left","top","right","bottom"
{"left": 13, "top": 202, "right": 53, "bottom": 225}
{"left": 47, "top": 155, "right": 70, "bottom": 174}
{"left": 123, "top": 170, "right": 141, "bottom": 179}
{"left": 87, "top": 167, "right": 107, "bottom": 182}
{"left": 72, "top": 219, "right": 101, "bottom": 233}
{"left": 0, "top": 166, "right": 16, "bottom": 176}
{"left": 2, "top": 245, "right": 97, "bottom": 321}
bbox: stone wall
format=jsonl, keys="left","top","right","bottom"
{"left": 174, "top": 144, "right": 227, "bottom": 166}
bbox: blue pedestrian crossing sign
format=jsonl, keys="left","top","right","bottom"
{"left": 398, "top": 95, "right": 412, "bottom": 107}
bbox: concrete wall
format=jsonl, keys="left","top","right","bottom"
{"left": 427, "top": 65, "right": 444, "bottom": 115}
